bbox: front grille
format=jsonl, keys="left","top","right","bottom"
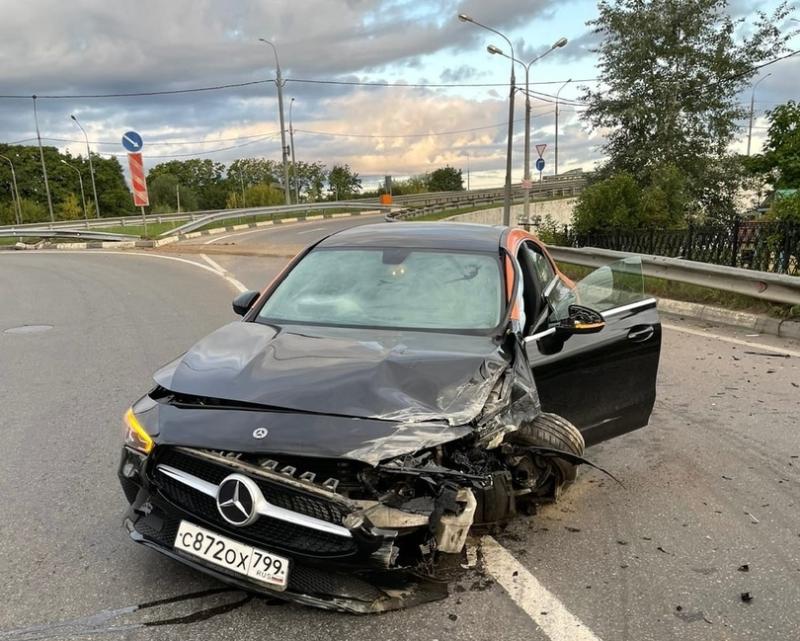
{"left": 152, "top": 448, "right": 357, "bottom": 557}
{"left": 133, "top": 511, "right": 381, "bottom": 602}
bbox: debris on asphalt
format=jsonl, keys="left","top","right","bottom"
{"left": 740, "top": 592, "right": 754, "bottom": 603}
{"left": 738, "top": 564, "right": 750, "bottom": 572}
{"left": 743, "top": 351, "right": 791, "bottom": 358}
{"left": 656, "top": 546, "right": 674, "bottom": 555}
{"left": 721, "top": 475, "right": 735, "bottom": 480}
{"left": 675, "top": 609, "right": 713, "bottom": 624}
{"left": 744, "top": 510, "right": 760, "bottom": 524}
{"left": 461, "top": 543, "right": 478, "bottom": 569}
{"left": 792, "top": 382, "right": 799, "bottom": 388}
{"left": 448, "top": 613, "right": 458, "bottom": 621}
{"left": 617, "top": 539, "right": 629, "bottom": 545}
{"left": 565, "top": 526, "right": 582, "bottom": 533}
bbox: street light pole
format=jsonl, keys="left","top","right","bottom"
{"left": 70, "top": 115, "right": 101, "bottom": 218}
{"left": 259, "top": 38, "right": 291, "bottom": 205}
{"left": 32, "top": 96, "right": 55, "bottom": 222}
{"left": 747, "top": 73, "right": 771, "bottom": 156}
{"left": 60, "top": 159, "right": 88, "bottom": 224}
{"left": 289, "top": 97, "right": 299, "bottom": 203}
{"left": 0, "top": 153, "right": 23, "bottom": 225}
{"left": 459, "top": 14, "right": 515, "bottom": 226}
{"left": 488, "top": 38, "right": 568, "bottom": 224}
{"left": 554, "top": 78, "right": 571, "bottom": 176}
{"left": 238, "top": 167, "right": 247, "bottom": 207}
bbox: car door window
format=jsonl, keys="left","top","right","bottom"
{"left": 517, "top": 242, "right": 556, "bottom": 334}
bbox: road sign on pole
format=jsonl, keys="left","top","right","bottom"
{"left": 535, "top": 158, "right": 546, "bottom": 172}
{"left": 122, "top": 131, "right": 144, "bottom": 153}
{"left": 127, "top": 152, "right": 149, "bottom": 207}
{"left": 535, "top": 143, "right": 547, "bottom": 159}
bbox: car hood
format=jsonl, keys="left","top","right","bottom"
{"left": 153, "top": 321, "right": 508, "bottom": 426}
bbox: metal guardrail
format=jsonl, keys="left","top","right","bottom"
{"left": 165, "top": 202, "right": 392, "bottom": 237}
{"left": 0, "top": 178, "right": 587, "bottom": 233}
{"left": 0, "top": 228, "right": 138, "bottom": 242}
{"left": 547, "top": 245, "right": 800, "bottom": 306}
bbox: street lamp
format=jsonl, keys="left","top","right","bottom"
{"left": 459, "top": 13, "right": 516, "bottom": 226}
{"left": 70, "top": 115, "right": 101, "bottom": 218}
{"left": 32, "top": 96, "right": 55, "bottom": 222}
{"left": 488, "top": 37, "right": 568, "bottom": 222}
{"left": 259, "top": 38, "right": 291, "bottom": 205}
{"left": 0, "top": 153, "right": 23, "bottom": 225}
{"left": 60, "top": 159, "right": 89, "bottom": 224}
{"left": 747, "top": 73, "right": 771, "bottom": 156}
{"left": 555, "top": 78, "right": 572, "bottom": 176}
{"left": 289, "top": 97, "right": 299, "bottom": 203}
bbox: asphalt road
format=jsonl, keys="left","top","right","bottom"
{"left": 1, "top": 216, "right": 798, "bottom": 641}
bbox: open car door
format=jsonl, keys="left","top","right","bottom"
{"left": 527, "top": 258, "right": 661, "bottom": 446}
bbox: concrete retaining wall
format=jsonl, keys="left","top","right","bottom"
{"left": 446, "top": 197, "right": 576, "bottom": 227}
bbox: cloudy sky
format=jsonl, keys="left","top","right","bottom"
{"left": 0, "top": 0, "right": 797, "bottom": 189}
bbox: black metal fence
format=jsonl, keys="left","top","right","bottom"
{"left": 565, "top": 220, "right": 800, "bottom": 276}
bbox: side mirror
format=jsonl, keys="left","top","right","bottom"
{"left": 555, "top": 304, "right": 605, "bottom": 336}
{"left": 232, "top": 290, "right": 260, "bottom": 317}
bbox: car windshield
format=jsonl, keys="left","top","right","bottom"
{"left": 257, "top": 247, "right": 503, "bottom": 332}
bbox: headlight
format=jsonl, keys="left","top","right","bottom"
{"left": 124, "top": 407, "right": 154, "bottom": 454}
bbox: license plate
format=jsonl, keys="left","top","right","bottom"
{"left": 174, "top": 520, "right": 289, "bottom": 591}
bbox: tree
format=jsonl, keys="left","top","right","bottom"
{"left": 572, "top": 172, "right": 642, "bottom": 234}
{"left": 428, "top": 166, "right": 463, "bottom": 192}
{"left": 573, "top": 164, "right": 691, "bottom": 233}
{"left": 227, "top": 158, "right": 281, "bottom": 189}
{"left": 748, "top": 101, "right": 800, "bottom": 188}
{"left": 148, "top": 159, "right": 227, "bottom": 209}
{"left": 582, "top": 0, "right": 792, "bottom": 219}
{"left": 59, "top": 193, "right": 83, "bottom": 220}
{"left": 292, "top": 161, "right": 328, "bottom": 201}
{"left": 328, "top": 164, "right": 362, "bottom": 199}
{"left": 148, "top": 173, "right": 199, "bottom": 212}
{"left": 241, "top": 183, "right": 284, "bottom": 207}
{"left": 766, "top": 192, "right": 800, "bottom": 224}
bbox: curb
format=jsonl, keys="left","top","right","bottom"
{"left": 658, "top": 298, "right": 800, "bottom": 341}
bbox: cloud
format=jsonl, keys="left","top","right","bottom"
{"left": 439, "top": 65, "right": 483, "bottom": 82}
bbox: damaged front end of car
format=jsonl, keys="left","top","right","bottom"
{"left": 119, "top": 332, "right": 583, "bottom": 614}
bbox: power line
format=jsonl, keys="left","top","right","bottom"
{"left": 36, "top": 131, "right": 280, "bottom": 146}
{"left": 0, "top": 76, "right": 597, "bottom": 101}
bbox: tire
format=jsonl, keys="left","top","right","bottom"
{"left": 510, "top": 413, "right": 585, "bottom": 484}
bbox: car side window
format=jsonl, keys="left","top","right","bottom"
{"left": 516, "top": 242, "right": 556, "bottom": 333}
{"left": 526, "top": 244, "right": 556, "bottom": 287}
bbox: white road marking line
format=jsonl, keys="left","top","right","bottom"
{"left": 197, "top": 213, "right": 381, "bottom": 245}
{"left": 0, "top": 249, "right": 247, "bottom": 294}
{"left": 663, "top": 323, "right": 800, "bottom": 358}
{"left": 199, "top": 254, "right": 248, "bottom": 293}
{"left": 203, "top": 231, "right": 241, "bottom": 244}
{"left": 481, "top": 536, "right": 604, "bottom": 641}
{"left": 297, "top": 227, "right": 327, "bottom": 235}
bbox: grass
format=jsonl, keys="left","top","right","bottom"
{"left": 557, "top": 260, "right": 800, "bottom": 320}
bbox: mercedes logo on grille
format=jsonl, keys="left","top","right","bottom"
{"left": 216, "top": 474, "right": 260, "bottom": 526}
{"left": 252, "top": 427, "right": 269, "bottom": 439}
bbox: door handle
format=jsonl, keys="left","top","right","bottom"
{"left": 628, "top": 325, "right": 655, "bottom": 342}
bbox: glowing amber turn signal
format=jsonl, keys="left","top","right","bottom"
{"left": 124, "top": 408, "right": 154, "bottom": 454}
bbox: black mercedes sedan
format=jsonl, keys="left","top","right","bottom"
{"left": 118, "top": 222, "right": 661, "bottom": 613}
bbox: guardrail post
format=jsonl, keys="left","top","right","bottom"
{"left": 730, "top": 217, "right": 741, "bottom": 268}
{"left": 686, "top": 222, "right": 694, "bottom": 260}
{"left": 781, "top": 222, "right": 791, "bottom": 274}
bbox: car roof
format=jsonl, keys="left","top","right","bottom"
{"left": 317, "top": 222, "right": 506, "bottom": 252}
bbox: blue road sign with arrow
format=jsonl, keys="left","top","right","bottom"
{"left": 535, "top": 158, "right": 545, "bottom": 172}
{"left": 121, "top": 131, "right": 143, "bottom": 152}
